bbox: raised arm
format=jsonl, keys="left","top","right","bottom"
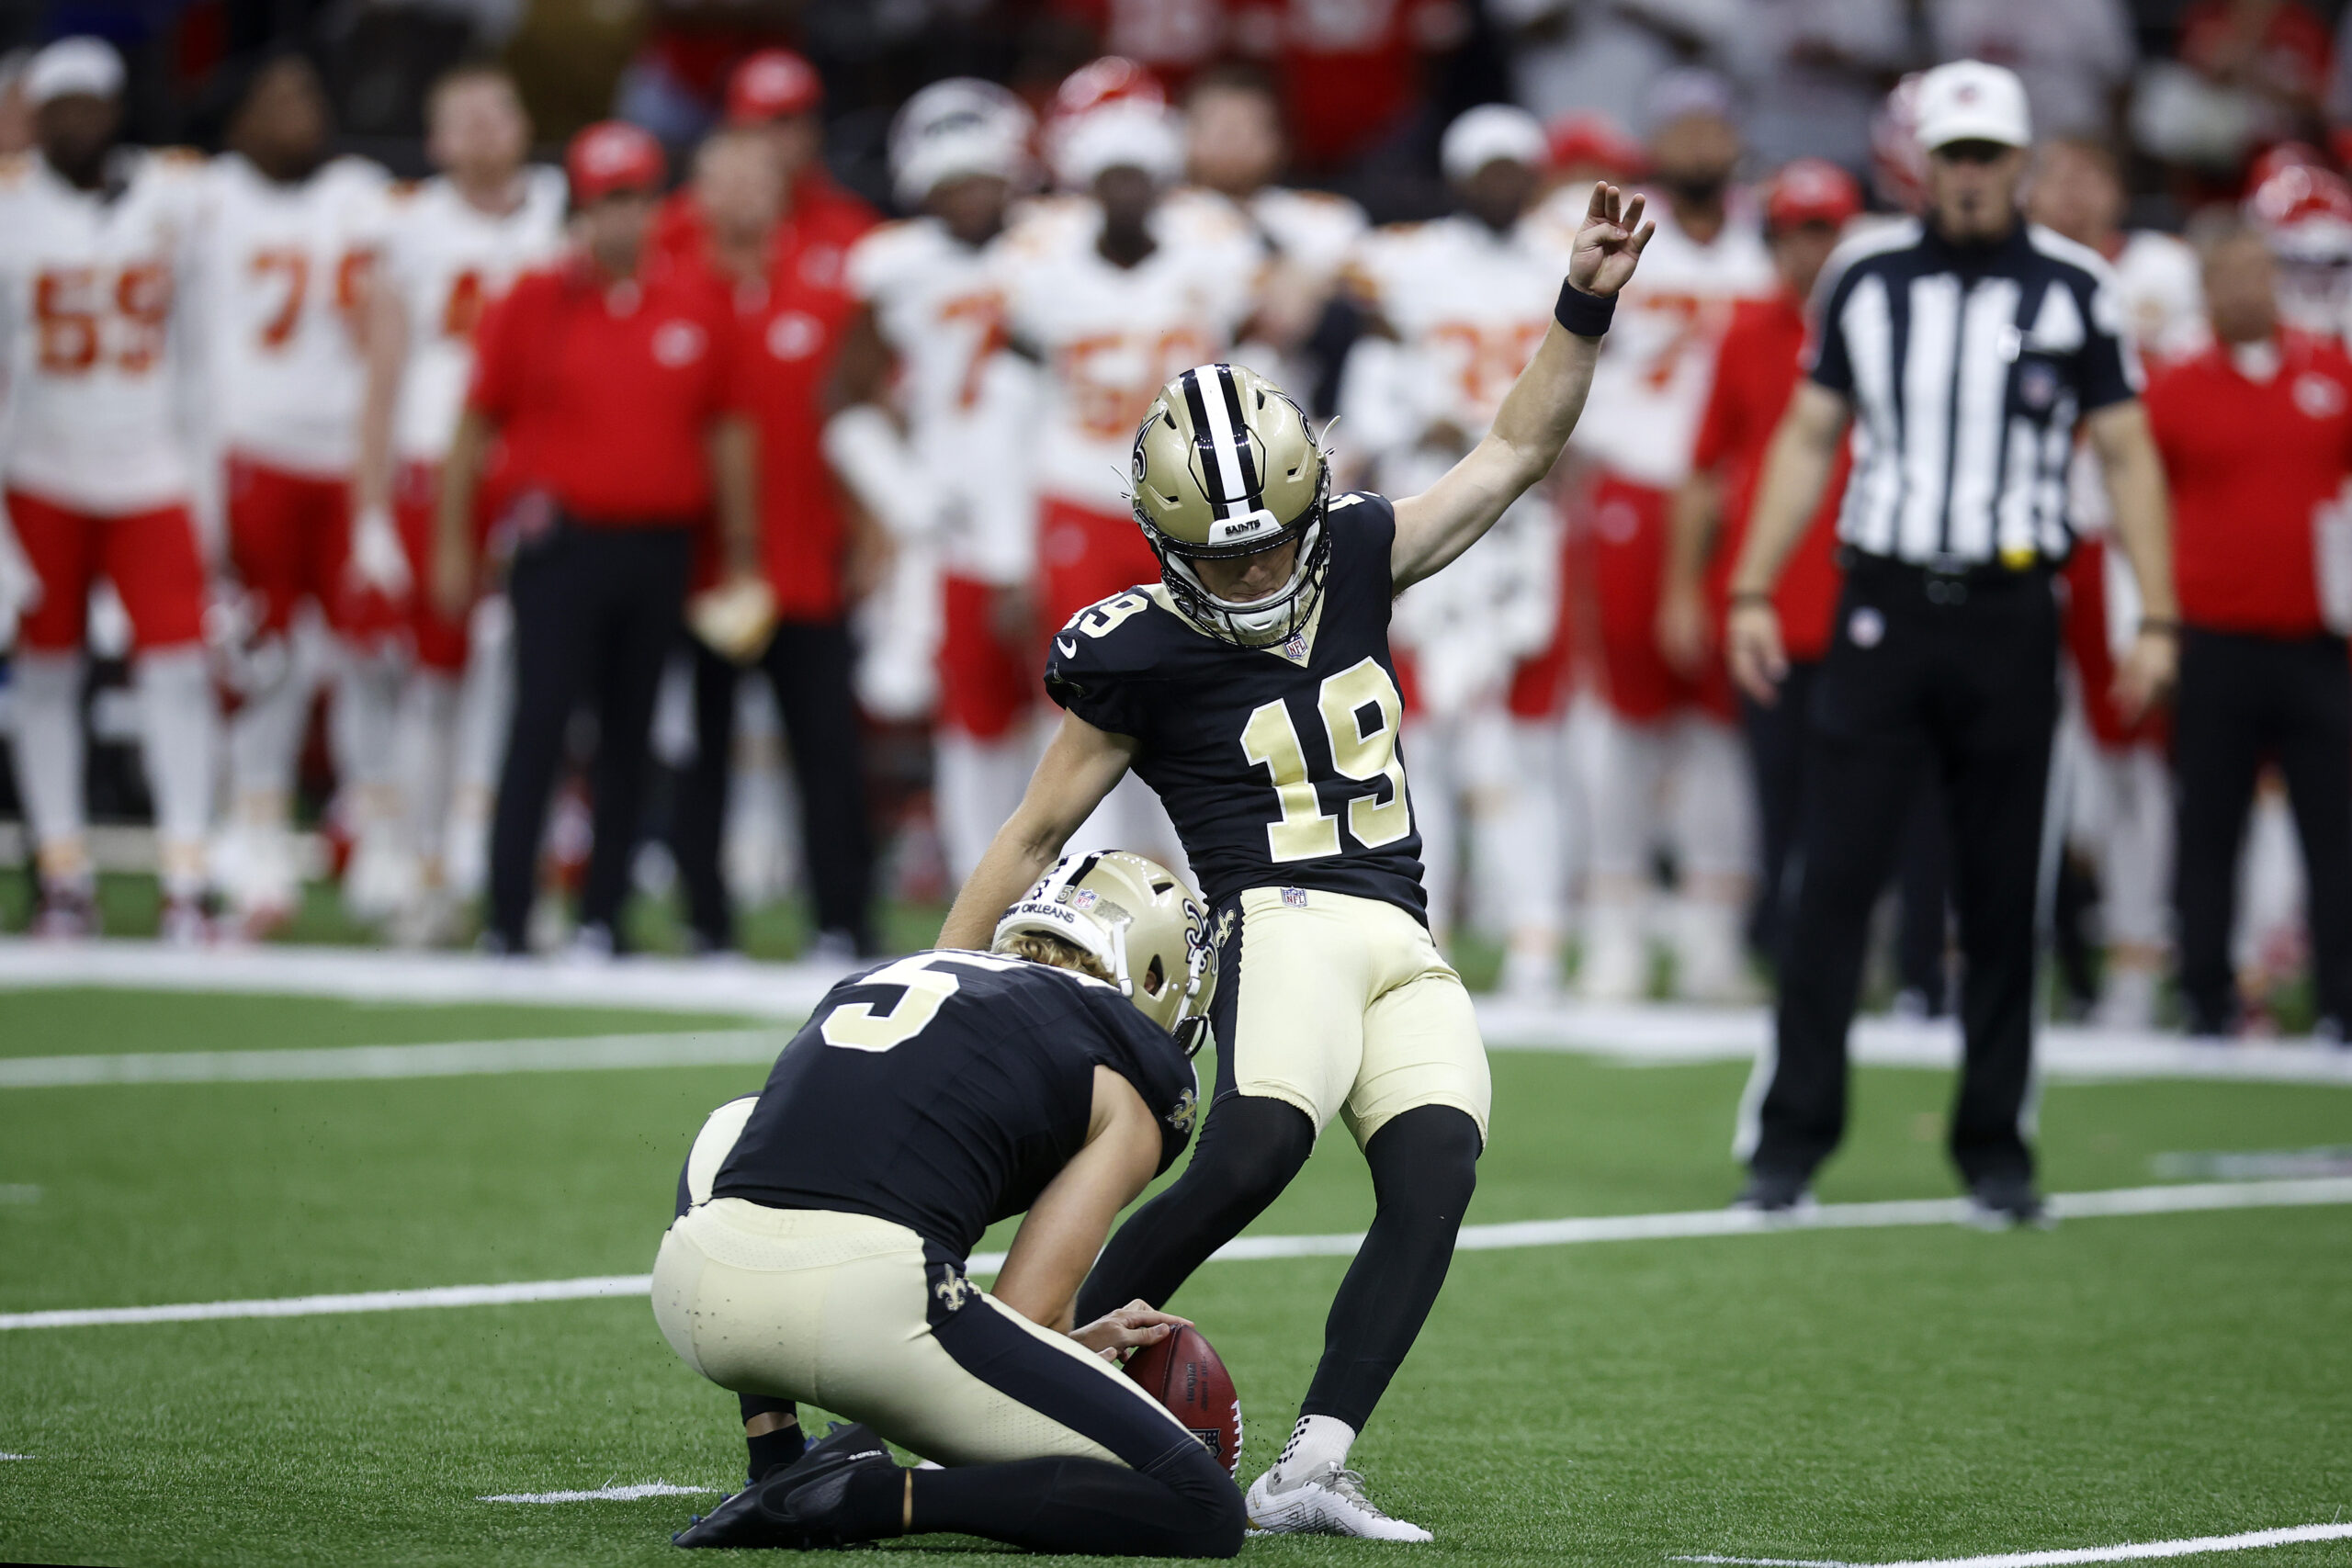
{"left": 1724, "top": 379, "right": 1851, "bottom": 704}
{"left": 934, "top": 711, "right": 1140, "bottom": 949}
{"left": 2086, "top": 398, "right": 2179, "bottom": 720}
{"left": 1389, "top": 182, "right": 1653, "bottom": 591}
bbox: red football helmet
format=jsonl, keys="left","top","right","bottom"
{"left": 1766, "top": 158, "right": 1863, "bottom": 231}
{"left": 2248, "top": 163, "right": 2352, "bottom": 335}
{"left": 1870, "top": 72, "right": 1928, "bottom": 216}
{"left": 1544, "top": 111, "right": 1648, "bottom": 182}
{"left": 2245, "top": 140, "right": 2330, "bottom": 197}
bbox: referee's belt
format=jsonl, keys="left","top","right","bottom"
{"left": 1839, "top": 549, "right": 2057, "bottom": 603}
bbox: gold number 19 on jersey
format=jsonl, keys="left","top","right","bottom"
{"left": 1240, "top": 657, "right": 1412, "bottom": 863}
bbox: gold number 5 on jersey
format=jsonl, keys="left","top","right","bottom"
{"left": 1240, "top": 658, "right": 1412, "bottom": 863}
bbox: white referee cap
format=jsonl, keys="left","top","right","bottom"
{"left": 25, "top": 35, "right": 124, "bottom": 106}
{"left": 1440, "top": 104, "right": 1546, "bottom": 183}
{"left": 1915, "top": 60, "right": 2030, "bottom": 152}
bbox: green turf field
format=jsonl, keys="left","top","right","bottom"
{"left": 2, "top": 986, "right": 2348, "bottom": 1567}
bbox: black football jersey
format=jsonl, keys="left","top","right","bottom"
{"left": 711, "top": 953, "right": 1200, "bottom": 1258}
{"left": 1044, "top": 492, "right": 1427, "bottom": 919}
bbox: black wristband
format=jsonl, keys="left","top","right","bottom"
{"left": 1555, "top": 280, "right": 1616, "bottom": 338}
{"left": 1729, "top": 590, "right": 1773, "bottom": 608}
{"left": 2139, "top": 617, "right": 2181, "bottom": 637}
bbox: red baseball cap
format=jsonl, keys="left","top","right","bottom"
{"left": 727, "top": 49, "right": 822, "bottom": 125}
{"left": 1766, "top": 158, "right": 1862, "bottom": 231}
{"left": 567, "top": 120, "right": 666, "bottom": 203}
{"left": 1544, "top": 111, "right": 1647, "bottom": 180}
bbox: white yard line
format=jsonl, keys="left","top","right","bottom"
{"left": 1674, "top": 1518, "right": 2352, "bottom": 1567}
{"left": 7, "top": 939, "right": 2351, "bottom": 1086}
{"left": 6, "top": 1178, "right": 2348, "bottom": 1334}
{"left": 0, "top": 1031, "right": 787, "bottom": 1089}
{"left": 479, "top": 1482, "right": 714, "bottom": 1504}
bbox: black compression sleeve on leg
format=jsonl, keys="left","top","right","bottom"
{"left": 1300, "top": 1104, "right": 1481, "bottom": 1431}
{"left": 1075, "top": 1094, "right": 1314, "bottom": 1323}
{"left": 908, "top": 1450, "right": 1245, "bottom": 1558}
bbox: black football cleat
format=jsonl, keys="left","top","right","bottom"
{"left": 1965, "top": 1174, "right": 2053, "bottom": 1231}
{"left": 758, "top": 1448, "right": 904, "bottom": 1550}
{"left": 673, "top": 1422, "right": 893, "bottom": 1548}
{"left": 1730, "top": 1168, "right": 1815, "bottom": 1216}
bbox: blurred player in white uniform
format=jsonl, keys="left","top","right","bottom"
{"left": 1183, "top": 64, "right": 1367, "bottom": 415}
{"left": 1340, "top": 105, "right": 1569, "bottom": 993}
{"left": 2028, "top": 134, "right": 2206, "bottom": 1029}
{"left": 198, "top": 54, "right": 399, "bottom": 932}
{"left": 351, "top": 65, "right": 564, "bottom": 943}
{"left": 827, "top": 80, "right": 1040, "bottom": 885}
{"left": 995, "top": 89, "right": 1265, "bottom": 874}
{"left": 0, "top": 39, "right": 219, "bottom": 941}
{"left": 1548, "top": 73, "right": 1774, "bottom": 1001}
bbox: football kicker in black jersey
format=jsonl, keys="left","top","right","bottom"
{"left": 1043, "top": 491, "right": 1427, "bottom": 920}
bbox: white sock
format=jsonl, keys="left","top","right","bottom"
{"left": 398, "top": 671, "right": 459, "bottom": 877}
{"left": 226, "top": 660, "right": 311, "bottom": 807}
{"left": 136, "top": 648, "right": 220, "bottom": 900}
{"left": 12, "top": 649, "right": 89, "bottom": 882}
{"left": 332, "top": 643, "right": 406, "bottom": 829}
{"left": 1272, "top": 1415, "right": 1355, "bottom": 1484}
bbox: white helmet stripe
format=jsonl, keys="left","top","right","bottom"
{"left": 1180, "top": 364, "right": 1260, "bottom": 518}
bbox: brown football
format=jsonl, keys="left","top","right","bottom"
{"left": 1124, "top": 1323, "right": 1243, "bottom": 1478}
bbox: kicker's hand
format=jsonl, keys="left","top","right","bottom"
{"left": 1070, "top": 1300, "right": 1191, "bottom": 1362}
{"left": 1569, "top": 182, "right": 1656, "bottom": 299}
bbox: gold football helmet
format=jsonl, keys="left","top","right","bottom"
{"left": 991, "top": 850, "right": 1218, "bottom": 1055}
{"left": 1130, "top": 362, "right": 1332, "bottom": 646}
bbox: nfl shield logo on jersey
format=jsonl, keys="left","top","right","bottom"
{"left": 1282, "top": 887, "right": 1308, "bottom": 908}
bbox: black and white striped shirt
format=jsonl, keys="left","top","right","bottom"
{"left": 1809, "top": 218, "right": 2142, "bottom": 570}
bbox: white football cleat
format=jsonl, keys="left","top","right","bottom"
{"left": 1245, "top": 1461, "right": 1431, "bottom": 1542}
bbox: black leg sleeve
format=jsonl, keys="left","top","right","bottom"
{"left": 1075, "top": 1093, "right": 1314, "bottom": 1325}
{"left": 672, "top": 641, "right": 741, "bottom": 952}
{"left": 1300, "top": 1104, "right": 1480, "bottom": 1431}
{"left": 905, "top": 1448, "right": 1244, "bottom": 1558}
{"left": 763, "top": 620, "right": 874, "bottom": 951}
{"left": 488, "top": 528, "right": 593, "bottom": 949}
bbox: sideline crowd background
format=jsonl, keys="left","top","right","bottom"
{"left": 6, "top": 0, "right": 2352, "bottom": 1041}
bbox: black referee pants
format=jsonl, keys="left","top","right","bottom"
{"left": 1745, "top": 664, "right": 1951, "bottom": 1003}
{"left": 489, "top": 520, "right": 690, "bottom": 951}
{"left": 2173, "top": 628, "right": 2352, "bottom": 1034}
{"left": 1750, "top": 562, "right": 2060, "bottom": 1189}
{"left": 673, "top": 622, "right": 874, "bottom": 953}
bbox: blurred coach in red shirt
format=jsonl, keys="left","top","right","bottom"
{"left": 2148, "top": 220, "right": 2352, "bottom": 1039}
{"left": 432, "top": 120, "right": 760, "bottom": 956}
{"left": 671, "top": 122, "right": 879, "bottom": 960}
{"left": 1657, "top": 158, "right": 1859, "bottom": 958}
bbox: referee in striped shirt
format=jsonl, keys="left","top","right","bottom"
{"left": 1722, "top": 61, "right": 2179, "bottom": 1225}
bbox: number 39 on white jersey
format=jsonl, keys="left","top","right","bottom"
{"left": 0, "top": 149, "right": 209, "bottom": 515}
